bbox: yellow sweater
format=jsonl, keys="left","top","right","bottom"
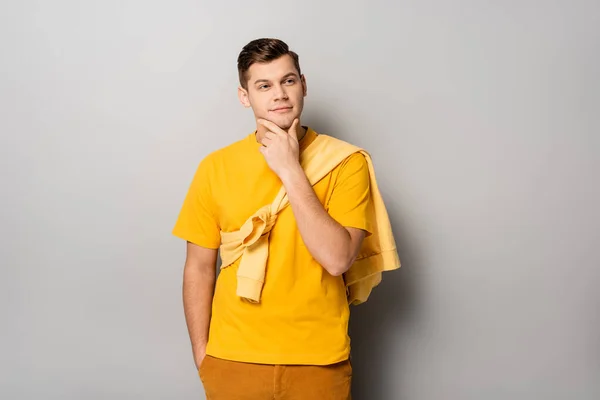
{"left": 219, "top": 134, "right": 400, "bottom": 305}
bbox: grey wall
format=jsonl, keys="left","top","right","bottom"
{"left": 2, "top": 1, "right": 598, "bottom": 399}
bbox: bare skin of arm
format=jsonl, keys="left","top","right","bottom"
{"left": 257, "top": 118, "right": 366, "bottom": 276}
{"left": 282, "top": 165, "right": 366, "bottom": 276}
{"left": 182, "top": 241, "right": 217, "bottom": 370}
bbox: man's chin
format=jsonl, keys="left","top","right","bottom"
{"left": 267, "top": 116, "right": 295, "bottom": 130}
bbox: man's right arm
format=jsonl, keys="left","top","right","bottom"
{"left": 182, "top": 241, "right": 218, "bottom": 370}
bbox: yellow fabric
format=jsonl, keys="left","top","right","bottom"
{"left": 173, "top": 127, "right": 398, "bottom": 365}
{"left": 221, "top": 133, "right": 400, "bottom": 305}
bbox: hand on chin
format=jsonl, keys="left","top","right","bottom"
{"left": 259, "top": 116, "right": 292, "bottom": 131}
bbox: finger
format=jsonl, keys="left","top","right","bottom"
{"left": 260, "top": 136, "right": 272, "bottom": 147}
{"left": 287, "top": 118, "right": 299, "bottom": 140}
{"left": 257, "top": 119, "right": 286, "bottom": 135}
{"left": 264, "top": 131, "right": 277, "bottom": 140}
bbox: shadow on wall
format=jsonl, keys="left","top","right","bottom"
{"left": 350, "top": 205, "right": 419, "bottom": 400}
{"left": 349, "top": 200, "right": 423, "bottom": 400}
{"left": 306, "top": 111, "right": 423, "bottom": 400}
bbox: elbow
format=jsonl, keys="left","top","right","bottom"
{"left": 328, "top": 267, "right": 346, "bottom": 277}
{"left": 326, "top": 256, "right": 356, "bottom": 277}
{"left": 318, "top": 228, "right": 362, "bottom": 277}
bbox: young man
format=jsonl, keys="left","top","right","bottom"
{"left": 173, "top": 38, "right": 398, "bottom": 399}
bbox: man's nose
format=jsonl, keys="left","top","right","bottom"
{"left": 273, "top": 85, "right": 289, "bottom": 101}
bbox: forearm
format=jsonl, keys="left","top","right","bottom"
{"left": 281, "top": 165, "right": 354, "bottom": 276}
{"left": 182, "top": 264, "right": 215, "bottom": 366}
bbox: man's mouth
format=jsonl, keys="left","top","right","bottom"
{"left": 270, "top": 106, "right": 293, "bottom": 113}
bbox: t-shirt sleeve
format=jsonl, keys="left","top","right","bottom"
{"left": 326, "top": 152, "right": 373, "bottom": 236}
{"left": 172, "top": 156, "right": 221, "bottom": 249}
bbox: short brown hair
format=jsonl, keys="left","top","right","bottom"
{"left": 237, "top": 38, "right": 301, "bottom": 90}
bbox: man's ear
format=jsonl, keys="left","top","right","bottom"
{"left": 238, "top": 86, "right": 251, "bottom": 108}
{"left": 301, "top": 74, "right": 307, "bottom": 97}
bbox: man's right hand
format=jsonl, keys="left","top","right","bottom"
{"left": 195, "top": 347, "right": 207, "bottom": 371}
{"left": 182, "top": 242, "right": 217, "bottom": 372}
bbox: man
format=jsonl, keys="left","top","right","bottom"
{"left": 173, "top": 38, "right": 397, "bottom": 399}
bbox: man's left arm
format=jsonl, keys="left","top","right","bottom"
{"left": 257, "top": 118, "right": 371, "bottom": 277}
{"left": 281, "top": 153, "right": 371, "bottom": 277}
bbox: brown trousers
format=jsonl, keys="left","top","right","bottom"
{"left": 199, "top": 355, "right": 352, "bottom": 400}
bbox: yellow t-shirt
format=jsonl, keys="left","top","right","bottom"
{"left": 173, "top": 127, "right": 372, "bottom": 365}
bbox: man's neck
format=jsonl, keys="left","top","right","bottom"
{"left": 255, "top": 124, "right": 307, "bottom": 143}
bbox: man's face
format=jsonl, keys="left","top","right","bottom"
{"left": 239, "top": 54, "right": 307, "bottom": 130}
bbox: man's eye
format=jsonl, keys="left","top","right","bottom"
{"left": 259, "top": 85, "right": 269, "bottom": 89}
{"left": 285, "top": 79, "right": 295, "bottom": 84}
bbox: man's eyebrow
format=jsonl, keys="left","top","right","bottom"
{"left": 253, "top": 72, "right": 299, "bottom": 85}
{"left": 281, "top": 72, "right": 299, "bottom": 79}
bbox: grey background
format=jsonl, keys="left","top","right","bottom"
{"left": 1, "top": 1, "right": 599, "bottom": 399}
